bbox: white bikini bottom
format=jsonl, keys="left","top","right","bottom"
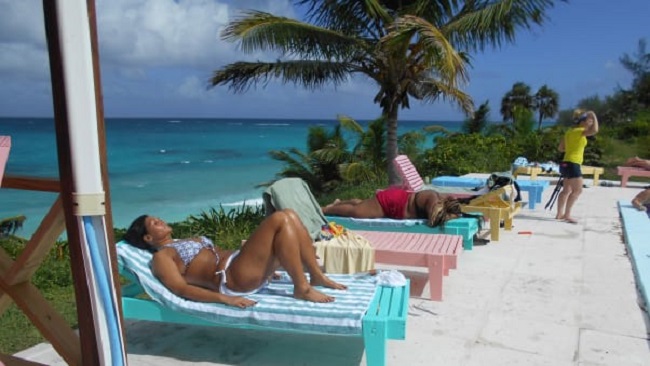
{"left": 218, "top": 250, "right": 268, "bottom": 296}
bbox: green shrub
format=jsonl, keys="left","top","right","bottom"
{"left": 179, "top": 205, "right": 266, "bottom": 250}
{"left": 420, "top": 134, "right": 517, "bottom": 176}
{"left": 0, "top": 236, "right": 77, "bottom": 354}
{"left": 317, "top": 178, "right": 388, "bottom": 207}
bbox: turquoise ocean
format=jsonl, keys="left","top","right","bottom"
{"left": 1, "top": 117, "right": 461, "bottom": 238}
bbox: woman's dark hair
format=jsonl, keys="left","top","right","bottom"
{"left": 123, "top": 214, "right": 156, "bottom": 252}
{"left": 429, "top": 197, "right": 484, "bottom": 230}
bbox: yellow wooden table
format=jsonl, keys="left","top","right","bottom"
{"left": 513, "top": 165, "right": 604, "bottom": 186}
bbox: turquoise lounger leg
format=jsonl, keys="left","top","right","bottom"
{"left": 362, "top": 283, "right": 410, "bottom": 366}
{"left": 363, "top": 318, "right": 387, "bottom": 366}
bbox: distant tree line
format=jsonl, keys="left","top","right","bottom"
{"left": 264, "top": 38, "right": 649, "bottom": 194}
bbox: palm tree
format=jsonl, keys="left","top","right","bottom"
{"left": 500, "top": 82, "right": 534, "bottom": 122}
{"left": 210, "top": 0, "right": 564, "bottom": 184}
{"left": 263, "top": 124, "right": 349, "bottom": 193}
{"left": 462, "top": 100, "right": 490, "bottom": 134}
{"left": 620, "top": 38, "right": 650, "bottom": 108}
{"left": 0, "top": 215, "right": 26, "bottom": 238}
{"left": 534, "top": 84, "right": 559, "bottom": 130}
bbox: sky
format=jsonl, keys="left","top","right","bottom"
{"left": 0, "top": 0, "right": 648, "bottom": 122}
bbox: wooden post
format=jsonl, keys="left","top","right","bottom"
{"left": 42, "top": 1, "right": 100, "bottom": 364}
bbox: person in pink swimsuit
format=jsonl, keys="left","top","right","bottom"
{"left": 322, "top": 187, "right": 467, "bottom": 227}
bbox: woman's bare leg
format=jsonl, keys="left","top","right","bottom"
{"left": 625, "top": 157, "right": 650, "bottom": 169}
{"left": 229, "top": 210, "right": 341, "bottom": 302}
{"left": 283, "top": 209, "right": 347, "bottom": 290}
{"left": 555, "top": 181, "right": 572, "bottom": 220}
{"left": 322, "top": 196, "right": 384, "bottom": 218}
{"left": 632, "top": 188, "right": 650, "bottom": 210}
{"left": 560, "top": 178, "right": 583, "bottom": 223}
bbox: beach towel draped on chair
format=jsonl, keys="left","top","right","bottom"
{"left": 315, "top": 231, "right": 375, "bottom": 274}
{"left": 263, "top": 177, "right": 328, "bottom": 240}
{"left": 263, "top": 177, "right": 375, "bottom": 274}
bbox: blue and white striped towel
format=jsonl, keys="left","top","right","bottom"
{"left": 344, "top": 217, "right": 426, "bottom": 227}
{"left": 116, "top": 242, "right": 378, "bottom": 335}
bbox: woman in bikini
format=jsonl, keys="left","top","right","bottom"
{"left": 123, "top": 209, "right": 346, "bottom": 309}
{"left": 322, "top": 187, "right": 467, "bottom": 227}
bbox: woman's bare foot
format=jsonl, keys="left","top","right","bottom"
{"left": 311, "top": 275, "right": 347, "bottom": 290}
{"left": 323, "top": 198, "right": 341, "bottom": 210}
{"left": 632, "top": 199, "right": 646, "bottom": 211}
{"left": 294, "top": 286, "right": 335, "bottom": 303}
{"left": 563, "top": 216, "right": 578, "bottom": 224}
{"left": 555, "top": 214, "right": 565, "bottom": 220}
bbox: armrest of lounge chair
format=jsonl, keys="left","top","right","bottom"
{"left": 0, "top": 136, "right": 10, "bottom": 186}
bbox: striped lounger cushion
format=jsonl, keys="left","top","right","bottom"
{"left": 116, "top": 242, "right": 379, "bottom": 335}
{"left": 340, "top": 217, "right": 426, "bottom": 227}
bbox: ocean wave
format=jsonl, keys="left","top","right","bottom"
{"left": 180, "top": 160, "right": 190, "bottom": 164}
{"left": 221, "top": 198, "right": 264, "bottom": 207}
{"left": 168, "top": 120, "right": 181, "bottom": 123}
{"left": 255, "top": 123, "right": 290, "bottom": 126}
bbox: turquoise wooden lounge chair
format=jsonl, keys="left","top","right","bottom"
{"left": 116, "top": 242, "right": 409, "bottom": 366}
{"left": 617, "top": 200, "right": 650, "bottom": 309}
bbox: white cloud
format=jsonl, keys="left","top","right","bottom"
{"left": 176, "top": 75, "right": 211, "bottom": 100}
{"left": 96, "top": 0, "right": 231, "bottom": 68}
{"left": 0, "top": 0, "right": 46, "bottom": 45}
{"left": 0, "top": 43, "right": 49, "bottom": 79}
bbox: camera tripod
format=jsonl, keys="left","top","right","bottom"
{"left": 544, "top": 175, "right": 564, "bottom": 210}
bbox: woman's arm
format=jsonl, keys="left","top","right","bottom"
{"left": 151, "top": 253, "right": 256, "bottom": 308}
{"left": 583, "top": 111, "right": 599, "bottom": 136}
{"left": 558, "top": 137, "right": 565, "bottom": 152}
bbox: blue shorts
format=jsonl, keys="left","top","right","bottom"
{"left": 559, "top": 161, "right": 582, "bottom": 179}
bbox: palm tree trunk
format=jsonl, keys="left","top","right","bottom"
{"left": 384, "top": 105, "right": 400, "bottom": 185}
{"left": 538, "top": 112, "right": 543, "bottom": 131}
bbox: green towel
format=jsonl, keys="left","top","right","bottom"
{"left": 263, "top": 178, "right": 327, "bottom": 240}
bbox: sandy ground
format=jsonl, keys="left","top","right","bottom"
{"left": 12, "top": 176, "right": 650, "bottom": 366}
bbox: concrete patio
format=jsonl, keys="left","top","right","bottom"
{"left": 13, "top": 177, "right": 650, "bottom": 365}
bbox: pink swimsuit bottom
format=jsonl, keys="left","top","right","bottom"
{"left": 375, "top": 187, "right": 410, "bottom": 219}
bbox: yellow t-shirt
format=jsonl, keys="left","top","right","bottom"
{"left": 563, "top": 127, "right": 587, "bottom": 164}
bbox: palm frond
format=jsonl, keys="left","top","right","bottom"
{"left": 338, "top": 161, "right": 378, "bottom": 182}
{"left": 387, "top": 15, "right": 468, "bottom": 84}
{"left": 423, "top": 125, "right": 452, "bottom": 136}
{"left": 336, "top": 114, "right": 365, "bottom": 135}
{"left": 295, "top": 0, "right": 391, "bottom": 38}
{"left": 312, "top": 146, "right": 351, "bottom": 164}
{"left": 413, "top": 78, "right": 474, "bottom": 114}
{"left": 268, "top": 148, "right": 312, "bottom": 172}
{"left": 224, "top": 10, "right": 366, "bottom": 59}
{"left": 209, "top": 60, "right": 352, "bottom": 92}
{"left": 443, "top": 0, "right": 561, "bottom": 51}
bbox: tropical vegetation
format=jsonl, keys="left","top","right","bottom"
{"left": 3, "top": 24, "right": 647, "bottom": 362}
{"left": 209, "top": 0, "right": 565, "bottom": 184}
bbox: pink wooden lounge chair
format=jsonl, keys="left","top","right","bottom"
{"left": 617, "top": 166, "right": 650, "bottom": 187}
{"left": 0, "top": 136, "right": 10, "bottom": 186}
{"left": 353, "top": 230, "right": 462, "bottom": 301}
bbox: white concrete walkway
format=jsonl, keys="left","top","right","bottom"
{"left": 14, "top": 178, "right": 650, "bottom": 366}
